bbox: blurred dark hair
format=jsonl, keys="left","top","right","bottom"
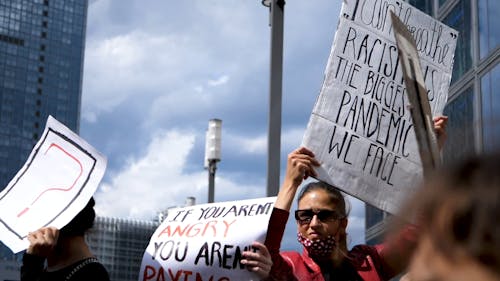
{"left": 401, "top": 153, "right": 500, "bottom": 275}
{"left": 298, "top": 181, "right": 349, "bottom": 217}
{"left": 60, "top": 197, "right": 95, "bottom": 237}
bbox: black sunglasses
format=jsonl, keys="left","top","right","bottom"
{"left": 294, "top": 209, "right": 344, "bottom": 225}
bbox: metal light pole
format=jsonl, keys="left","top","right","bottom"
{"left": 204, "top": 119, "right": 222, "bottom": 203}
{"left": 262, "top": 0, "right": 285, "bottom": 196}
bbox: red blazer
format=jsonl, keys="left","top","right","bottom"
{"left": 265, "top": 208, "right": 416, "bottom": 281}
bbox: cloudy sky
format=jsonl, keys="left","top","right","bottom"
{"left": 80, "top": 0, "right": 365, "bottom": 250}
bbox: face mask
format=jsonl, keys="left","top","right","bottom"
{"left": 297, "top": 232, "right": 336, "bottom": 258}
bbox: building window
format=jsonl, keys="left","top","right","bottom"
{"left": 443, "top": 87, "right": 475, "bottom": 164}
{"left": 406, "top": 0, "right": 433, "bottom": 15}
{"left": 443, "top": 0, "right": 473, "bottom": 83}
{"left": 478, "top": 0, "right": 500, "bottom": 59}
{"left": 481, "top": 63, "right": 500, "bottom": 152}
{"left": 366, "top": 235, "right": 384, "bottom": 246}
{"left": 365, "top": 204, "right": 384, "bottom": 229}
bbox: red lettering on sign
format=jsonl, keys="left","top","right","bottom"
{"left": 157, "top": 219, "right": 236, "bottom": 238}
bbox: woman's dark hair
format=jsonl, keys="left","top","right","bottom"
{"left": 60, "top": 197, "right": 95, "bottom": 237}
{"left": 298, "top": 181, "right": 349, "bottom": 217}
{"left": 402, "top": 153, "right": 500, "bottom": 275}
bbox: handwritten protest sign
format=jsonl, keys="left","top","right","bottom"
{"left": 0, "top": 116, "right": 107, "bottom": 253}
{"left": 302, "top": 0, "right": 457, "bottom": 214}
{"left": 138, "top": 197, "right": 275, "bottom": 281}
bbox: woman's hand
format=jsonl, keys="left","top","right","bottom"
{"left": 433, "top": 116, "right": 448, "bottom": 150}
{"left": 241, "top": 242, "right": 273, "bottom": 280}
{"left": 275, "top": 147, "right": 320, "bottom": 211}
{"left": 26, "top": 227, "right": 59, "bottom": 258}
{"left": 284, "top": 147, "right": 320, "bottom": 188}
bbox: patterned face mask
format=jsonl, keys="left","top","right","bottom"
{"left": 297, "top": 232, "right": 336, "bottom": 258}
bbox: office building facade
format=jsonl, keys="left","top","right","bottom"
{"left": 86, "top": 217, "right": 159, "bottom": 281}
{"left": 0, "top": 0, "right": 89, "bottom": 259}
{"left": 0, "top": 0, "right": 88, "bottom": 190}
{"left": 0, "top": 259, "right": 19, "bottom": 281}
{"left": 366, "top": 0, "right": 499, "bottom": 245}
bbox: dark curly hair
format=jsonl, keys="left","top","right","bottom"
{"left": 60, "top": 197, "right": 95, "bottom": 237}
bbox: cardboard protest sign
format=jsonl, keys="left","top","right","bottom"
{"left": 0, "top": 116, "right": 107, "bottom": 253}
{"left": 302, "top": 0, "right": 457, "bottom": 214}
{"left": 139, "top": 197, "right": 275, "bottom": 281}
{"left": 390, "top": 11, "right": 441, "bottom": 176}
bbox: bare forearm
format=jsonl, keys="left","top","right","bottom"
{"left": 274, "top": 180, "right": 300, "bottom": 211}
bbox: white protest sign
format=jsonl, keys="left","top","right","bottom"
{"left": 302, "top": 0, "right": 457, "bottom": 214}
{"left": 0, "top": 116, "right": 107, "bottom": 253}
{"left": 139, "top": 197, "right": 275, "bottom": 281}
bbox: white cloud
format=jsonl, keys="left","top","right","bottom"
{"left": 95, "top": 129, "right": 201, "bottom": 219}
{"left": 83, "top": 111, "right": 98, "bottom": 124}
{"left": 232, "top": 134, "right": 267, "bottom": 155}
{"left": 208, "top": 75, "right": 229, "bottom": 87}
{"left": 94, "top": 129, "right": 266, "bottom": 220}
{"left": 82, "top": 31, "right": 191, "bottom": 121}
{"left": 82, "top": 1, "right": 268, "bottom": 125}
{"left": 219, "top": 127, "right": 306, "bottom": 157}
{"left": 194, "top": 85, "right": 204, "bottom": 93}
{"left": 281, "top": 127, "right": 307, "bottom": 152}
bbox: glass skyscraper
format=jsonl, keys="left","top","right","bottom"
{"left": 0, "top": 0, "right": 88, "bottom": 191}
{"left": 0, "top": 0, "right": 88, "bottom": 259}
{"left": 365, "top": 0, "right": 500, "bottom": 251}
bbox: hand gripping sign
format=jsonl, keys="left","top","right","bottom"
{"left": 139, "top": 197, "right": 275, "bottom": 281}
{"left": 0, "top": 116, "right": 107, "bottom": 253}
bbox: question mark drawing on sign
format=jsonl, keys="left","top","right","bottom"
{"left": 16, "top": 142, "right": 83, "bottom": 218}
